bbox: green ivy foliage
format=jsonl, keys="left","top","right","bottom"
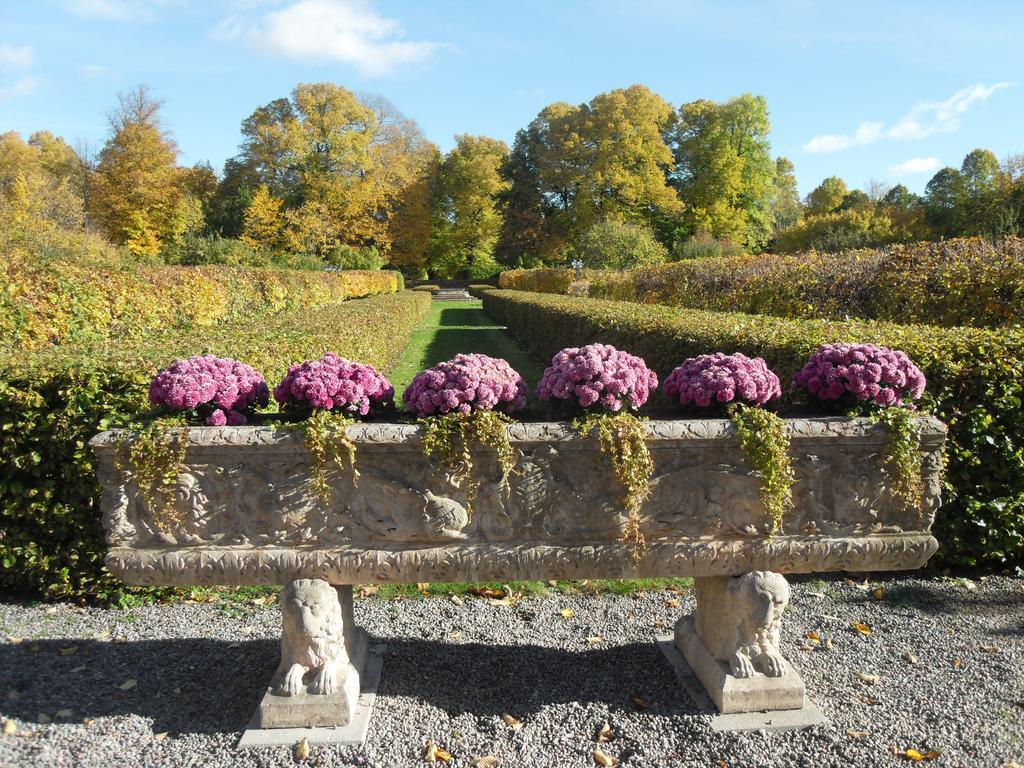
{"left": 420, "top": 410, "right": 517, "bottom": 517}
{"left": 480, "top": 288, "right": 1024, "bottom": 567}
{"left": 728, "top": 404, "right": 794, "bottom": 535}
{"left": 302, "top": 410, "right": 359, "bottom": 503}
{"left": 0, "top": 290, "right": 431, "bottom": 601}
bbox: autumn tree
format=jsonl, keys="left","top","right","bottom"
{"left": 90, "top": 85, "right": 181, "bottom": 255}
{"left": 240, "top": 185, "right": 286, "bottom": 250}
{"left": 497, "top": 85, "right": 682, "bottom": 264}
{"left": 771, "top": 157, "right": 802, "bottom": 236}
{"left": 667, "top": 94, "right": 776, "bottom": 250}
{"left": 429, "top": 134, "right": 509, "bottom": 278}
{"left": 805, "top": 176, "right": 849, "bottom": 217}
{"left": 388, "top": 143, "right": 441, "bottom": 276}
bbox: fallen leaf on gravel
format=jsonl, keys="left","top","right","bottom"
{"left": 596, "top": 721, "right": 614, "bottom": 743}
{"left": 359, "top": 585, "right": 380, "bottom": 597}
{"left": 472, "top": 757, "right": 498, "bottom": 768}
{"left": 83, "top": 719, "right": 95, "bottom": 727}
{"left": 55, "top": 709, "right": 73, "bottom": 719}
{"left": 37, "top": 713, "right": 52, "bottom": 724}
{"left": 154, "top": 732, "right": 168, "bottom": 742}
{"left": 560, "top": 608, "right": 575, "bottom": 619}
{"left": 3, "top": 720, "right": 16, "bottom": 735}
{"left": 807, "top": 590, "right": 827, "bottom": 599}
{"left": 487, "top": 597, "right": 511, "bottom": 607}
{"left": 294, "top": 736, "right": 310, "bottom": 761}
{"left": 593, "top": 748, "right": 619, "bottom": 766}
{"left": 501, "top": 714, "right": 523, "bottom": 730}
{"left": 450, "top": 595, "right": 464, "bottom": 605}
{"left": 7, "top": 637, "right": 22, "bottom": 644}
{"left": 1003, "top": 762, "right": 1022, "bottom": 768}
{"left": 900, "top": 747, "right": 941, "bottom": 761}
{"left": 851, "top": 621, "right": 873, "bottom": 636}
{"left": 586, "top": 636, "right": 604, "bottom": 645}
{"left": 854, "top": 581, "right": 870, "bottom": 591}
{"left": 982, "top": 645, "right": 1003, "bottom": 654}
{"left": 665, "top": 598, "right": 680, "bottom": 608}
{"left": 846, "top": 729, "right": 868, "bottom": 740}
{"left": 825, "top": 637, "right": 834, "bottom": 650}
{"left": 448, "top": 631, "right": 462, "bottom": 640}
{"left": 548, "top": 580, "right": 558, "bottom": 587}
{"left": 952, "top": 657, "right": 962, "bottom": 668}
{"left": 59, "top": 646, "right": 78, "bottom": 656}
{"left": 118, "top": 679, "right": 137, "bottom": 690}
{"left": 960, "top": 579, "right": 977, "bottom": 591}
{"left": 855, "top": 672, "right": 880, "bottom": 685}
{"left": 873, "top": 587, "right": 886, "bottom": 600}
{"left": 632, "top": 697, "right": 651, "bottom": 710}
{"left": 469, "top": 587, "right": 505, "bottom": 599}
{"left": 45, "top": 606, "right": 58, "bottom": 615}
{"left": 424, "top": 739, "right": 452, "bottom": 762}
{"left": 806, "top": 631, "right": 821, "bottom": 645}
{"left": 93, "top": 630, "right": 111, "bottom": 641}
{"left": 904, "top": 652, "right": 919, "bottom": 665}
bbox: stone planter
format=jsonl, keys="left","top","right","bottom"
{"left": 90, "top": 416, "right": 946, "bottom": 728}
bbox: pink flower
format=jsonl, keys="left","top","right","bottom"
{"left": 663, "top": 353, "right": 781, "bottom": 409}
{"left": 403, "top": 354, "right": 527, "bottom": 416}
{"left": 793, "top": 343, "right": 926, "bottom": 407}
{"left": 150, "top": 355, "right": 269, "bottom": 423}
{"left": 274, "top": 354, "right": 394, "bottom": 416}
{"left": 536, "top": 344, "right": 657, "bottom": 412}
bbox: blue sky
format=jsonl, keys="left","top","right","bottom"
{"left": 2, "top": 0, "right": 1022, "bottom": 195}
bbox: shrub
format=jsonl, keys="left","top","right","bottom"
{"left": 0, "top": 290, "right": 432, "bottom": 600}
{"left": 498, "top": 236, "right": 1024, "bottom": 329}
{"left": 672, "top": 231, "right": 745, "bottom": 261}
{"left": 536, "top": 344, "right": 658, "bottom": 412}
{"left": 569, "top": 220, "right": 668, "bottom": 269}
{"left": 478, "top": 288, "right": 1024, "bottom": 568}
{"left": 274, "top": 354, "right": 395, "bottom": 417}
{"left": 325, "top": 245, "right": 384, "bottom": 271}
{"left": 413, "top": 285, "right": 441, "bottom": 292}
{"left": 0, "top": 255, "right": 404, "bottom": 350}
{"left": 664, "top": 353, "right": 780, "bottom": 408}
{"left": 149, "top": 355, "right": 270, "bottom": 425}
{"left": 403, "top": 354, "right": 527, "bottom": 416}
{"left": 793, "top": 343, "right": 925, "bottom": 407}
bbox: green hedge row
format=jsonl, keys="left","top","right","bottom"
{"left": 498, "top": 237, "right": 1024, "bottom": 329}
{"left": 0, "top": 290, "right": 432, "bottom": 601}
{"left": 1, "top": 253, "right": 404, "bottom": 350}
{"left": 479, "top": 288, "right": 1024, "bottom": 568}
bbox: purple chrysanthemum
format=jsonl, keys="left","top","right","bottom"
{"left": 148, "top": 355, "right": 269, "bottom": 426}
{"left": 664, "top": 352, "right": 781, "bottom": 408}
{"left": 403, "top": 354, "right": 527, "bottom": 416}
{"left": 793, "top": 343, "right": 926, "bottom": 407}
{"left": 274, "top": 353, "right": 394, "bottom": 417}
{"left": 536, "top": 343, "right": 658, "bottom": 412}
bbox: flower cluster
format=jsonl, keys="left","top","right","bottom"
{"left": 403, "top": 354, "right": 527, "bottom": 416}
{"left": 274, "top": 353, "right": 394, "bottom": 416}
{"left": 664, "top": 352, "right": 781, "bottom": 408}
{"left": 536, "top": 343, "right": 658, "bottom": 412}
{"left": 793, "top": 343, "right": 926, "bottom": 406}
{"left": 149, "top": 355, "right": 269, "bottom": 426}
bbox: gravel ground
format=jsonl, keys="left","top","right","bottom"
{"left": 1, "top": 574, "right": 1022, "bottom": 768}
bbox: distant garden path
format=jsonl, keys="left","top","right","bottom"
{"left": 388, "top": 299, "right": 545, "bottom": 396}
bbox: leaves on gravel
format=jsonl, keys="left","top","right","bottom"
{"left": 631, "top": 696, "right": 651, "bottom": 710}
{"left": 596, "top": 721, "right": 614, "bottom": 743}
{"left": 846, "top": 729, "right": 868, "bottom": 740}
{"left": 471, "top": 757, "right": 499, "bottom": 768}
{"left": 893, "top": 746, "right": 941, "bottom": 761}
{"left": 855, "top": 671, "right": 880, "bottom": 685}
{"left": 593, "top": 747, "right": 620, "bottom": 766}
{"left": 904, "top": 651, "right": 919, "bottom": 665}
{"left": 3, "top": 719, "right": 16, "bottom": 735}
{"left": 560, "top": 607, "right": 575, "bottom": 619}
{"left": 586, "top": 635, "right": 604, "bottom": 644}
{"left": 425, "top": 739, "right": 453, "bottom": 762}
{"left": 851, "top": 621, "right": 873, "bottom": 636}
{"left": 501, "top": 714, "right": 523, "bottom": 730}
{"left": 294, "top": 736, "right": 310, "bottom": 761}
{"left": 154, "top": 732, "right": 168, "bottom": 742}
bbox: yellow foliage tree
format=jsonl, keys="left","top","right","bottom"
{"left": 240, "top": 185, "right": 285, "bottom": 251}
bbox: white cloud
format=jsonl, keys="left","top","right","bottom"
{"left": 0, "top": 44, "right": 33, "bottom": 70}
{"left": 889, "top": 157, "right": 941, "bottom": 176}
{"left": 0, "top": 75, "right": 42, "bottom": 102}
{"left": 804, "top": 83, "right": 1012, "bottom": 153}
{"left": 80, "top": 64, "right": 113, "bottom": 79}
{"left": 213, "top": 0, "right": 444, "bottom": 77}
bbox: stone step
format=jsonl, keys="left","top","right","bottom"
{"left": 432, "top": 289, "right": 472, "bottom": 301}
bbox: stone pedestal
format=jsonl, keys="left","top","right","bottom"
{"left": 675, "top": 572, "right": 805, "bottom": 714}
{"left": 251, "top": 582, "right": 368, "bottom": 729}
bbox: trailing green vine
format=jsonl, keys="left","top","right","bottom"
{"left": 573, "top": 411, "right": 654, "bottom": 563}
{"left": 301, "top": 409, "right": 359, "bottom": 503}
{"left": 113, "top": 417, "right": 188, "bottom": 533}
{"left": 873, "top": 406, "right": 923, "bottom": 511}
{"left": 420, "top": 410, "right": 517, "bottom": 516}
{"left": 728, "top": 404, "right": 795, "bottom": 536}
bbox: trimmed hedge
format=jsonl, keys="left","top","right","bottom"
{"left": 480, "top": 288, "right": 1024, "bottom": 568}
{"left": 0, "top": 290, "right": 432, "bottom": 600}
{"left": 0, "top": 253, "right": 404, "bottom": 350}
{"left": 498, "top": 237, "right": 1024, "bottom": 329}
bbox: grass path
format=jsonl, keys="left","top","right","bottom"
{"left": 388, "top": 299, "right": 546, "bottom": 397}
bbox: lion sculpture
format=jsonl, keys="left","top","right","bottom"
{"left": 696, "top": 571, "right": 790, "bottom": 678}
{"left": 276, "top": 578, "right": 348, "bottom": 696}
